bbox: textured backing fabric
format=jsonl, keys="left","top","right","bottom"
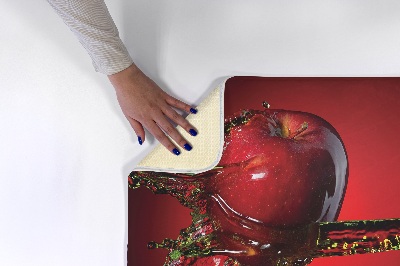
{"left": 135, "top": 80, "right": 226, "bottom": 173}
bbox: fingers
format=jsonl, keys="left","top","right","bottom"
{"left": 127, "top": 106, "right": 196, "bottom": 155}
{"left": 144, "top": 120, "right": 183, "bottom": 156}
{"left": 165, "top": 95, "right": 197, "bottom": 114}
{"left": 162, "top": 106, "right": 198, "bottom": 137}
{"left": 127, "top": 117, "right": 145, "bottom": 145}
{"left": 156, "top": 113, "right": 194, "bottom": 152}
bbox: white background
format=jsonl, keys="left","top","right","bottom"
{"left": 1, "top": 1, "right": 400, "bottom": 265}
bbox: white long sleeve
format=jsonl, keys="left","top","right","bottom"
{"left": 47, "top": 0, "right": 133, "bottom": 75}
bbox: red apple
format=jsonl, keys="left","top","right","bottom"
{"left": 199, "top": 108, "right": 348, "bottom": 265}
{"left": 210, "top": 109, "right": 348, "bottom": 227}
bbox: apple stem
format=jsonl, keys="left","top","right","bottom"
{"left": 290, "top": 122, "right": 308, "bottom": 139}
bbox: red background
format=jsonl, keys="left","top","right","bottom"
{"left": 129, "top": 77, "right": 400, "bottom": 265}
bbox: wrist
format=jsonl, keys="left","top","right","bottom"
{"left": 108, "top": 63, "right": 140, "bottom": 85}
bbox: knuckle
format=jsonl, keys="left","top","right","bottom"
{"left": 171, "top": 112, "right": 181, "bottom": 122}
{"left": 150, "top": 105, "right": 160, "bottom": 114}
{"left": 129, "top": 123, "right": 138, "bottom": 131}
{"left": 177, "top": 137, "right": 187, "bottom": 147}
{"left": 170, "top": 97, "right": 179, "bottom": 105}
{"left": 178, "top": 100, "right": 187, "bottom": 110}
{"left": 164, "top": 125, "right": 175, "bottom": 135}
{"left": 166, "top": 143, "right": 176, "bottom": 151}
{"left": 181, "top": 121, "right": 192, "bottom": 132}
{"left": 158, "top": 136, "right": 174, "bottom": 150}
{"left": 153, "top": 130, "right": 165, "bottom": 141}
{"left": 148, "top": 104, "right": 159, "bottom": 114}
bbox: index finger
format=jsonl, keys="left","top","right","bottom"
{"left": 165, "top": 95, "right": 197, "bottom": 114}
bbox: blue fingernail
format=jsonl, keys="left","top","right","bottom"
{"left": 184, "top": 143, "right": 192, "bottom": 151}
{"left": 138, "top": 136, "right": 143, "bottom": 145}
{"left": 189, "top": 129, "right": 197, "bottom": 136}
{"left": 172, "top": 148, "right": 180, "bottom": 156}
{"left": 190, "top": 108, "right": 198, "bottom": 114}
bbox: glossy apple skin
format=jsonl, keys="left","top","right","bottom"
{"left": 207, "top": 109, "right": 348, "bottom": 228}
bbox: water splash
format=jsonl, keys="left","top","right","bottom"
{"left": 129, "top": 171, "right": 400, "bottom": 266}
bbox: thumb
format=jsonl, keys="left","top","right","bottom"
{"left": 127, "top": 117, "right": 145, "bottom": 145}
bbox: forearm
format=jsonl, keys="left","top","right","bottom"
{"left": 47, "top": 0, "right": 133, "bottom": 75}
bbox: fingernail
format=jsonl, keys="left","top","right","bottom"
{"left": 172, "top": 148, "right": 180, "bottom": 156}
{"left": 190, "top": 108, "right": 198, "bottom": 114}
{"left": 189, "top": 129, "right": 197, "bottom": 136}
{"left": 184, "top": 143, "right": 192, "bottom": 151}
{"left": 138, "top": 136, "right": 143, "bottom": 145}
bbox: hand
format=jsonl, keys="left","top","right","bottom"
{"left": 108, "top": 64, "right": 198, "bottom": 155}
